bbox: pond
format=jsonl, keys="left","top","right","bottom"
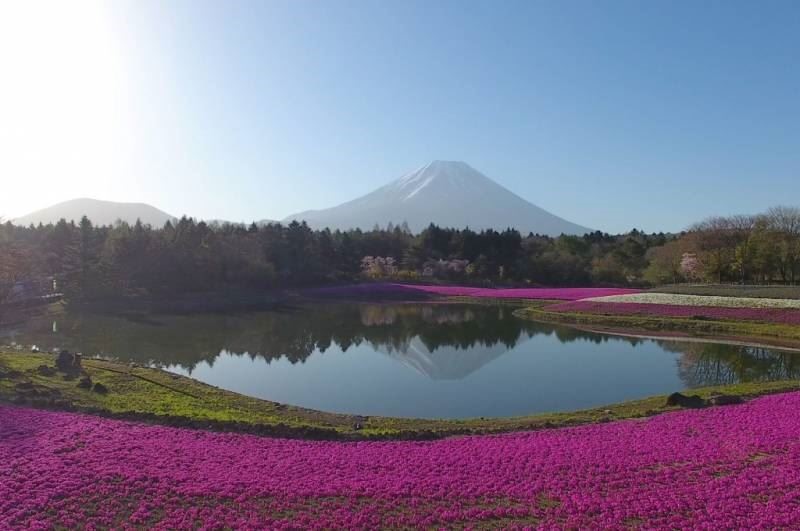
{"left": 3, "top": 302, "right": 799, "bottom": 419}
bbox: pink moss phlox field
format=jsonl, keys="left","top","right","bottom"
{"left": 549, "top": 300, "right": 800, "bottom": 325}
{"left": 307, "top": 283, "right": 640, "bottom": 301}
{"left": 5, "top": 394, "right": 800, "bottom": 529}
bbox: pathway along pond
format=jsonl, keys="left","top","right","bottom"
{"left": 3, "top": 302, "right": 800, "bottom": 419}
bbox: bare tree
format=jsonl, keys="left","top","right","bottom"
{"left": 728, "top": 214, "right": 759, "bottom": 284}
{"left": 689, "top": 216, "right": 737, "bottom": 283}
{"left": 644, "top": 239, "right": 687, "bottom": 284}
{"left": 767, "top": 206, "right": 800, "bottom": 284}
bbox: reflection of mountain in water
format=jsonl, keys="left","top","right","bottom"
{"left": 361, "top": 304, "right": 518, "bottom": 379}
{"left": 377, "top": 336, "right": 522, "bottom": 380}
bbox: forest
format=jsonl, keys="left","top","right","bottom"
{"left": 1, "top": 205, "right": 799, "bottom": 303}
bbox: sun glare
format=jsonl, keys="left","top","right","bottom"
{"left": 0, "top": 0, "right": 131, "bottom": 218}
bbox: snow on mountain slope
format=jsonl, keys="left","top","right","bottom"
{"left": 377, "top": 336, "right": 516, "bottom": 380}
{"left": 283, "top": 161, "right": 591, "bottom": 235}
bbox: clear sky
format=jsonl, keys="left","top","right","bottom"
{"left": 1, "top": 0, "right": 798, "bottom": 233}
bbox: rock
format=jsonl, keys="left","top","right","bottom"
{"left": 55, "top": 350, "right": 72, "bottom": 370}
{"left": 55, "top": 350, "right": 82, "bottom": 374}
{"left": 36, "top": 365, "right": 56, "bottom": 377}
{"left": 77, "top": 376, "right": 93, "bottom": 389}
{"left": 708, "top": 394, "right": 744, "bottom": 406}
{"left": 92, "top": 382, "right": 109, "bottom": 394}
{"left": 666, "top": 392, "right": 706, "bottom": 409}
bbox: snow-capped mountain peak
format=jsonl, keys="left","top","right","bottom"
{"left": 283, "top": 161, "right": 592, "bottom": 235}
{"left": 394, "top": 161, "right": 483, "bottom": 201}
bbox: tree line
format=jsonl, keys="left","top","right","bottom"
{"left": 1, "top": 205, "right": 798, "bottom": 303}
{"left": 645, "top": 206, "right": 800, "bottom": 285}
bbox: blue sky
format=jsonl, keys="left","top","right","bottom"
{"left": 2, "top": 0, "right": 799, "bottom": 233}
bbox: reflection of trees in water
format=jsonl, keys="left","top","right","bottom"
{"left": 550, "top": 326, "right": 645, "bottom": 348}
{"left": 12, "top": 303, "right": 615, "bottom": 371}
{"left": 16, "top": 303, "right": 797, "bottom": 383}
{"left": 659, "top": 341, "right": 800, "bottom": 387}
{"left": 359, "top": 304, "right": 479, "bottom": 327}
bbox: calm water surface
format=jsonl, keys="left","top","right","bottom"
{"left": 3, "top": 302, "right": 799, "bottom": 418}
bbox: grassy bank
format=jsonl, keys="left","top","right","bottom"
{"left": 3, "top": 350, "right": 800, "bottom": 440}
{"left": 516, "top": 303, "right": 800, "bottom": 348}
{"left": 652, "top": 284, "right": 800, "bottom": 299}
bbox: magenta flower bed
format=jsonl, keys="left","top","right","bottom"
{"left": 307, "top": 283, "right": 640, "bottom": 301}
{"left": 549, "top": 300, "right": 800, "bottom": 325}
{"left": 4, "top": 395, "right": 800, "bottom": 528}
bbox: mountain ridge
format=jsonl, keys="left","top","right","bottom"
{"left": 12, "top": 162, "right": 593, "bottom": 235}
{"left": 12, "top": 198, "right": 176, "bottom": 228}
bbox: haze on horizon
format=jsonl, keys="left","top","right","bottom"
{"left": 1, "top": 0, "right": 798, "bottom": 234}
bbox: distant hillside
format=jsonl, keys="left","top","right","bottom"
{"left": 283, "top": 161, "right": 591, "bottom": 236}
{"left": 13, "top": 198, "right": 176, "bottom": 227}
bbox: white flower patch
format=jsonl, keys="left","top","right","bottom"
{"left": 584, "top": 292, "right": 800, "bottom": 310}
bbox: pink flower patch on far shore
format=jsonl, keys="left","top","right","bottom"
{"left": 5, "top": 394, "right": 800, "bottom": 528}
{"left": 548, "top": 300, "right": 800, "bottom": 325}
{"left": 307, "top": 283, "right": 641, "bottom": 301}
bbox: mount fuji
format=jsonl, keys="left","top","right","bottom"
{"left": 283, "top": 161, "right": 591, "bottom": 235}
